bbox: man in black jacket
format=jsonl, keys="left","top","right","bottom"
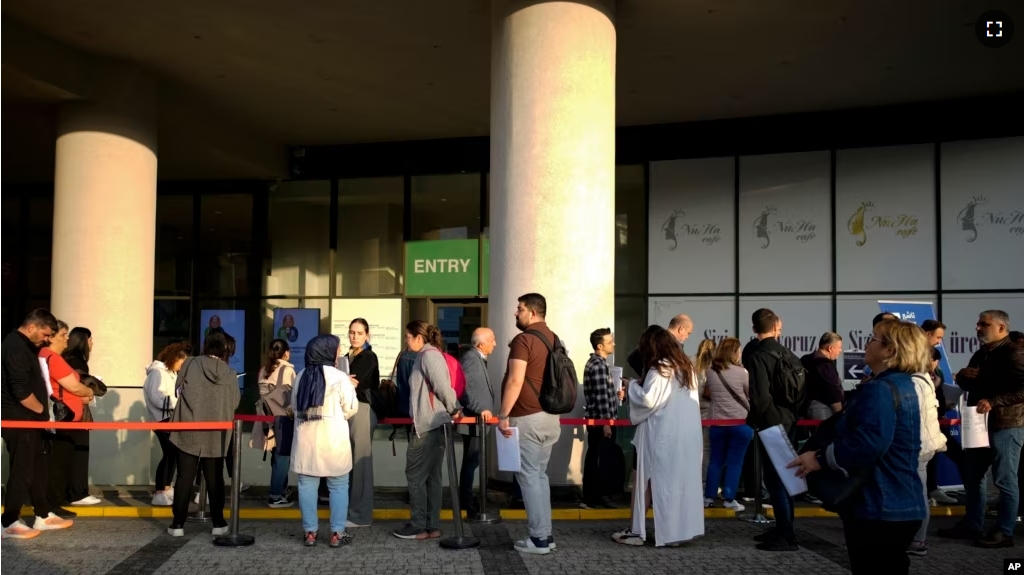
{"left": 744, "top": 308, "right": 800, "bottom": 552}
{"left": 938, "top": 310, "right": 1023, "bottom": 548}
{"left": 1, "top": 308, "right": 74, "bottom": 538}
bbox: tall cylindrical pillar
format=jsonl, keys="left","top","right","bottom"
{"left": 51, "top": 78, "right": 157, "bottom": 402}
{"left": 488, "top": 0, "right": 616, "bottom": 485}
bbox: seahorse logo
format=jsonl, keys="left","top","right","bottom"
{"left": 957, "top": 196, "right": 985, "bottom": 243}
{"left": 753, "top": 206, "right": 777, "bottom": 249}
{"left": 661, "top": 209, "right": 686, "bottom": 251}
{"left": 847, "top": 201, "right": 874, "bottom": 246}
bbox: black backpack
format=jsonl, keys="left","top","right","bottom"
{"left": 770, "top": 350, "right": 807, "bottom": 411}
{"left": 524, "top": 330, "right": 579, "bottom": 414}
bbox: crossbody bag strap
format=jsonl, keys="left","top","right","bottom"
{"left": 715, "top": 369, "right": 749, "bottom": 411}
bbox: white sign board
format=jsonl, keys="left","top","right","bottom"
{"left": 330, "top": 298, "right": 404, "bottom": 377}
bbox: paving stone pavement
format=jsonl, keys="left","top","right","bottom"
{"left": 0, "top": 516, "right": 1019, "bottom": 575}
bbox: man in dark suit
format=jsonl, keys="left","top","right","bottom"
{"left": 458, "top": 327, "right": 497, "bottom": 516}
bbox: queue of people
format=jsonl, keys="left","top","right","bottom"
{"left": 2, "top": 301, "right": 1019, "bottom": 561}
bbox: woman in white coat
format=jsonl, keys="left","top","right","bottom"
{"left": 291, "top": 335, "right": 360, "bottom": 548}
{"left": 628, "top": 325, "right": 705, "bottom": 547}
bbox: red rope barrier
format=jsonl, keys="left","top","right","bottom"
{"left": 0, "top": 415, "right": 960, "bottom": 431}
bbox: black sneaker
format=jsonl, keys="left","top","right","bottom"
{"left": 601, "top": 497, "right": 619, "bottom": 509}
{"left": 756, "top": 538, "right": 798, "bottom": 552}
{"left": 392, "top": 525, "right": 427, "bottom": 540}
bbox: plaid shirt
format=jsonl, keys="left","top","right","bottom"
{"left": 583, "top": 353, "right": 617, "bottom": 420}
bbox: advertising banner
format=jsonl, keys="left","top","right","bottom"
{"left": 272, "top": 308, "right": 321, "bottom": 370}
{"left": 199, "top": 310, "right": 246, "bottom": 389}
{"left": 877, "top": 300, "right": 954, "bottom": 384}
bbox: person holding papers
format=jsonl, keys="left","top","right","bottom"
{"left": 625, "top": 326, "right": 704, "bottom": 548}
{"left": 789, "top": 319, "right": 925, "bottom": 575}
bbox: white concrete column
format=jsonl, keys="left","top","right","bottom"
{"left": 50, "top": 75, "right": 157, "bottom": 484}
{"left": 488, "top": 0, "right": 616, "bottom": 485}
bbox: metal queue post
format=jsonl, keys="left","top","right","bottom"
{"left": 466, "top": 415, "right": 501, "bottom": 525}
{"left": 214, "top": 419, "right": 256, "bottom": 547}
{"left": 188, "top": 473, "right": 209, "bottom": 523}
{"left": 439, "top": 422, "right": 480, "bottom": 550}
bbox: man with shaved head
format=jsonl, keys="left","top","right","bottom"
{"left": 457, "top": 327, "right": 497, "bottom": 516}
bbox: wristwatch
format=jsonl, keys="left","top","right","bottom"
{"left": 497, "top": 414, "right": 509, "bottom": 421}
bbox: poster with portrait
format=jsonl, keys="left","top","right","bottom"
{"left": 272, "top": 308, "right": 321, "bottom": 370}
{"left": 199, "top": 310, "right": 245, "bottom": 389}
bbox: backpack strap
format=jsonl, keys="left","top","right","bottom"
{"left": 522, "top": 330, "right": 558, "bottom": 399}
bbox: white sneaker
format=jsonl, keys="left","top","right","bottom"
{"left": 513, "top": 537, "right": 551, "bottom": 555}
{"left": 193, "top": 492, "right": 210, "bottom": 505}
{"left": 703, "top": 497, "right": 715, "bottom": 508}
{"left": 226, "top": 481, "right": 251, "bottom": 493}
{"left": 929, "top": 489, "right": 957, "bottom": 505}
{"left": 33, "top": 513, "right": 73, "bottom": 531}
{"left": 71, "top": 495, "right": 101, "bottom": 506}
{"left": 723, "top": 500, "right": 745, "bottom": 512}
{"left": 167, "top": 525, "right": 184, "bottom": 537}
{"left": 345, "top": 520, "right": 370, "bottom": 528}
{"left": 611, "top": 527, "right": 645, "bottom": 546}
{"left": 211, "top": 526, "right": 230, "bottom": 536}
{"left": 2, "top": 520, "right": 41, "bottom": 539}
{"left": 152, "top": 492, "right": 173, "bottom": 507}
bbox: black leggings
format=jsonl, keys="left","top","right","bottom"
{"left": 171, "top": 453, "right": 226, "bottom": 527}
{"left": 154, "top": 431, "right": 177, "bottom": 489}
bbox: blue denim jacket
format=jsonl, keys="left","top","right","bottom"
{"left": 825, "top": 369, "right": 925, "bottom": 522}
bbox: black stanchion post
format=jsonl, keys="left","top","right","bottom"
{"left": 214, "top": 419, "right": 256, "bottom": 547}
{"left": 739, "top": 428, "right": 772, "bottom": 524}
{"left": 188, "top": 470, "right": 209, "bottom": 523}
{"left": 467, "top": 416, "right": 500, "bottom": 524}
{"left": 439, "top": 422, "right": 480, "bottom": 550}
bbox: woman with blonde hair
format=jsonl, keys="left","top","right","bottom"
{"left": 703, "top": 337, "right": 752, "bottom": 512}
{"left": 790, "top": 319, "right": 925, "bottom": 574}
{"left": 693, "top": 338, "right": 716, "bottom": 489}
{"left": 627, "top": 326, "right": 704, "bottom": 547}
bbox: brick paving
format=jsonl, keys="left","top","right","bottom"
{"left": 0, "top": 516, "right": 1018, "bottom": 575}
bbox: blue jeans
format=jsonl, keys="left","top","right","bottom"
{"left": 269, "top": 453, "right": 290, "bottom": 498}
{"left": 761, "top": 433, "right": 795, "bottom": 541}
{"left": 964, "top": 427, "right": 1024, "bottom": 536}
{"left": 704, "top": 424, "right": 754, "bottom": 501}
{"left": 299, "top": 473, "right": 349, "bottom": 533}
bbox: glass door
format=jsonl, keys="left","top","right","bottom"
{"left": 432, "top": 300, "right": 486, "bottom": 357}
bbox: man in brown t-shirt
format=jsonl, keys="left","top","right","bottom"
{"left": 498, "top": 293, "right": 562, "bottom": 555}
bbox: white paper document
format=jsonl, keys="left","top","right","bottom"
{"left": 610, "top": 366, "right": 624, "bottom": 397}
{"left": 757, "top": 425, "right": 808, "bottom": 497}
{"left": 496, "top": 427, "right": 521, "bottom": 473}
{"left": 959, "top": 393, "right": 990, "bottom": 449}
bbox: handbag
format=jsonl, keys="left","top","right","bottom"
{"left": 51, "top": 385, "right": 76, "bottom": 423}
{"left": 799, "top": 379, "right": 899, "bottom": 513}
{"left": 714, "top": 370, "right": 750, "bottom": 411}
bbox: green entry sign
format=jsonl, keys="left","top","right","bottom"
{"left": 405, "top": 240, "right": 480, "bottom": 296}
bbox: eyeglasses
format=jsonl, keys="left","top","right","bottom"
{"left": 868, "top": 336, "right": 887, "bottom": 346}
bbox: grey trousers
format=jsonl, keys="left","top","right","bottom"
{"left": 511, "top": 411, "right": 561, "bottom": 539}
{"left": 913, "top": 458, "right": 930, "bottom": 543}
{"left": 406, "top": 426, "right": 446, "bottom": 531}
{"left": 348, "top": 401, "right": 377, "bottom": 525}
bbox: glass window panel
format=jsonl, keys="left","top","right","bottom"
{"left": 266, "top": 181, "right": 331, "bottom": 297}
{"left": 835, "top": 145, "right": 936, "bottom": 291}
{"left": 2, "top": 196, "right": 22, "bottom": 299}
{"left": 155, "top": 195, "right": 194, "bottom": 297}
{"left": 738, "top": 296, "right": 833, "bottom": 358}
{"left": 739, "top": 152, "right": 831, "bottom": 293}
{"left": 26, "top": 197, "right": 53, "bottom": 296}
{"left": 648, "top": 158, "right": 736, "bottom": 294}
{"left": 941, "top": 293, "right": 1024, "bottom": 372}
{"left": 199, "top": 195, "right": 253, "bottom": 297}
{"left": 940, "top": 137, "right": 1024, "bottom": 290}
{"left": 411, "top": 173, "right": 481, "bottom": 240}
{"left": 615, "top": 165, "right": 647, "bottom": 295}
{"left": 336, "top": 177, "right": 404, "bottom": 297}
{"left": 153, "top": 299, "right": 191, "bottom": 359}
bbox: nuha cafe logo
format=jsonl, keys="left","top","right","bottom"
{"left": 847, "top": 201, "right": 919, "bottom": 246}
{"left": 661, "top": 209, "right": 723, "bottom": 251}
{"left": 957, "top": 195, "right": 1024, "bottom": 243}
{"left": 752, "top": 206, "right": 817, "bottom": 249}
